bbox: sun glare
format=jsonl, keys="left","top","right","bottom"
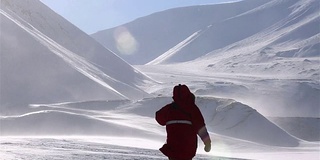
{"left": 113, "top": 26, "right": 139, "bottom": 55}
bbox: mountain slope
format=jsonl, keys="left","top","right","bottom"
{"left": 150, "top": 0, "right": 319, "bottom": 65}
{"left": 91, "top": 0, "right": 270, "bottom": 65}
{"left": 0, "top": 0, "right": 153, "bottom": 113}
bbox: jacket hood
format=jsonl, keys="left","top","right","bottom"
{"left": 172, "top": 84, "right": 194, "bottom": 108}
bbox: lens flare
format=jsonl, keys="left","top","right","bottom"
{"left": 113, "top": 26, "right": 139, "bottom": 55}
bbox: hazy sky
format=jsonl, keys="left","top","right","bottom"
{"left": 40, "top": 0, "right": 238, "bottom": 34}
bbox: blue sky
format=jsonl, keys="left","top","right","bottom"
{"left": 40, "top": 0, "right": 237, "bottom": 34}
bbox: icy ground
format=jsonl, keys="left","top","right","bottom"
{"left": 1, "top": 137, "right": 319, "bottom": 160}
{"left": 0, "top": 137, "right": 249, "bottom": 160}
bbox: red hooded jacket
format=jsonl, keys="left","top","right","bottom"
{"left": 156, "top": 84, "right": 211, "bottom": 160}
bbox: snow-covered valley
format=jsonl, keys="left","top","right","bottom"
{"left": 1, "top": 68, "right": 319, "bottom": 159}
{"left": 1, "top": 0, "right": 319, "bottom": 159}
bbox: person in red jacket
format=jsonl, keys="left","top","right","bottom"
{"left": 156, "top": 84, "right": 211, "bottom": 160}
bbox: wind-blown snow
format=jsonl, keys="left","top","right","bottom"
{"left": 0, "top": 96, "right": 303, "bottom": 146}
{"left": 1, "top": 0, "right": 319, "bottom": 159}
{"left": 0, "top": 97, "right": 318, "bottom": 159}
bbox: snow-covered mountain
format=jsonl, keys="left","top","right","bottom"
{"left": 163, "top": 0, "right": 320, "bottom": 118}
{"left": 0, "top": 0, "right": 154, "bottom": 114}
{"left": 148, "top": 0, "right": 319, "bottom": 65}
{"left": 91, "top": 0, "right": 319, "bottom": 66}
{"left": 92, "top": 0, "right": 319, "bottom": 118}
{"left": 91, "top": 0, "right": 270, "bottom": 65}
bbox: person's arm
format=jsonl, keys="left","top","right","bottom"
{"left": 192, "top": 105, "right": 211, "bottom": 152}
{"left": 155, "top": 104, "right": 170, "bottom": 126}
{"left": 198, "top": 126, "right": 211, "bottom": 152}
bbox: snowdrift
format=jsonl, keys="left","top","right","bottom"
{"left": 0, "top": 0, "right": 154, "bottom": 111}
{"left": 0, "top": 97, "right": 300, "bottom": 147}
{"left": 125, "top": 97, "right": 300, "bottom": 147}
{"left": 269, "top": 117, "right": 320, "bottom": 141}
{"left": 200, "top": 98, "right": 299, "bottom": 147}
{"left": 0, "top": 110, "right": 158, "bottom": 138}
